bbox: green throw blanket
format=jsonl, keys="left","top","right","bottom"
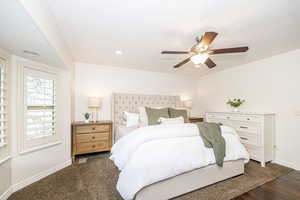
{"left": 196, "top": 122, "right": 226, "bottom": 167}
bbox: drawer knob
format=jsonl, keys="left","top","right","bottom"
{"left": 247, "top": 118, "right": 250, "bottom": 120}
{"left": 92, "top": 145, "right": 96, "bottom": 148}
{"left": 92, "top": 136, "right": 95, "bottom": 139}
{"left": 240, "top": 126, "right": 248, "bottom": 129}
{"left": 240, "top": 137, "right": 248, "bottom": 140}
{"left": 92, "top": 127, "right": 96, "bottom": 130}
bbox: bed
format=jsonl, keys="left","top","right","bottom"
{"left": 111, "top": 93, "right": 248, "bottom": 200}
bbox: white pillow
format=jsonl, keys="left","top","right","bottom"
{"left": 158, "top": 116, "right": 184, "bottom": 125}
{"left": 123, "top": 111, "right": 139, "bottom": 128}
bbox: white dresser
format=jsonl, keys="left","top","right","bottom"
{"left": 206, "top": 112, "right": 275, "bottom": 167}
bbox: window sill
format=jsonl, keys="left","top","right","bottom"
{"left": 19, "top": 141, "right": 62, "bottom": 155}
{"left": 0, "top": 156, "right": 11, "bottom": 165}
{"left": 0, "top": 142, "right": 7, "bottom": 148}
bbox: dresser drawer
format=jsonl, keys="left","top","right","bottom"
{"left": 76, "top": 141, "right": 108, "bottom": 154}
{"left": 231, "top": 121, "right": 261, "bottom": 134}
{"left": 76, "top": 124, "right": 110, "bottom": 134}
{"left": 76, "top": 132, "right": 109, "bottom": 143}
{"left": 206, "top": 113, "right": 227, "bottom": 120}
{"left": 230, "top": 115, "right": 263, "bottom": 123}
{"left": 243, "top": 143, "right": 263, "bottom": 161}
{"left": 206, "top": 118, "right": 232, "bottom": 126}
{"left": 238, "top": 131, "right": 261, "bottom": 146}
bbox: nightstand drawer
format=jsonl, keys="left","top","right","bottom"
{"left": 76, "top": 124, "right": 110, "bottom": 134}
{"left": 76, "top": 141, "right": 108, "bottom": 154}
{"left": 76, "top": 132, "right": 109, "bottom": 143}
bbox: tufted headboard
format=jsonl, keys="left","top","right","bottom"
{"left": 111, "top": 93, "right": 182, "bottom": 140}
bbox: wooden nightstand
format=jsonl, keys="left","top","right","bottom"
{"left": 189, "top": 117, "right": 204, "bottom": 123}
{"left": 71, "top": 121, "right": 113, "bottom": 162}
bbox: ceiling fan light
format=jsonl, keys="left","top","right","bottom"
{"left": 191, "top": 53, "right": 209, "bottom": 64}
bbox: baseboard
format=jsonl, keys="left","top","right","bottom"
{"left": 273, "top": 159, "right": 300, "bottom": 171}
{"left": 12, "top": 159, "right": 72, "bottom": 192}
{"left": 0, "top": 187, "right": 13, "bottom": 200}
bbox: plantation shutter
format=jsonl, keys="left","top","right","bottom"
{"left": 0, "top": 58, "right": 7, "bottom": 148}
{"left": 26, "top": 74, "right": 56, "bottom": 139}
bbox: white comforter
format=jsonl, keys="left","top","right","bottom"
{"left": 110, "top": 123, "right": 249, "bottom": 200}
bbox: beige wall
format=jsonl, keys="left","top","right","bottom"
{"left": 196, "top": 49, "right": 300, "bottom": 170}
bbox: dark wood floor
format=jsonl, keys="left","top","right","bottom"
{"left": 233, "top": 170, "right": 300, "bottom": 200}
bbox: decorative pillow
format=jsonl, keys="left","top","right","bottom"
{"left": 168, "top": 108, "right": 188, "bottom": 123}
{"left": 123, "top": 111, "right": 140, "bottom": 128}
{"left": 139, "top": 106, "right": 163, "bottom": 127}
{"left": 145, "top": 107, "right": 169, "bottom": 125}
{"left": 158, "top": 116, "right": 184, "bottom": 125}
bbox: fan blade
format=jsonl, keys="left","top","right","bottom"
{"left": 205, "top": 58, "right": 216, "bottom": 68}
{"left": 209, "top": 46, "right": 249, "bottom": 54}
{"left": 199, "top": 32, "right": 218, "bottom": 46}
{"left": 174, "top": 57, "right": 191, "bottom": 68}
{"left": 161, "top": 51, "right": 190, "bottom": 54}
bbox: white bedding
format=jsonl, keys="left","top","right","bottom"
{"left": 110, "top": 123, "right": 249, "bottom": 200}
{"left": 115, "top": 126, "right": 137, "bottom": 142}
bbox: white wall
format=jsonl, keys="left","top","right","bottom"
{"left": 74, "top": 63, "right": 199, "bottom": 121}
{"left": 10, "top": 56, "right": 72, "bottom": 189}
{"left": 0, "top": 54, "right": 72, "bottom": 199}
{"left": 196, "top": 49, "right": 300, "bottom": 170}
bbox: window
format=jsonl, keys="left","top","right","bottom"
{"left": 19, "top": 64, "right": 61, "bottom": 153}
{"left": 0, "top": 58, "right": 7, "bottom": 148}
{"left": 26, "top": 76, "right": 56, "bottom": 139}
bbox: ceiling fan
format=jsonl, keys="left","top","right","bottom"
{"left": 161, "top": 32, "right": 249, "bottom": 69}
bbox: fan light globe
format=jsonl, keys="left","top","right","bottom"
{"left": 191, "top": 53, "right": 209, "bottom": 64}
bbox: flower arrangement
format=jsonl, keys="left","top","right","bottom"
{"left": 227, "top": 99, "right": 245, "bottom": 112}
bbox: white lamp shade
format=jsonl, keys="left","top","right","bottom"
{"left": 183, "top": 100, "right": 193, "bottom": 108}
{"left": 88, "top": 97, "right": 102, "bottom": 108}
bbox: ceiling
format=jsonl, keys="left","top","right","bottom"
{"left": 0, "top": 0, "right": 66, "bottom": 68}
{"left": 33, "top": 1, "right": 300, "bottom": 75}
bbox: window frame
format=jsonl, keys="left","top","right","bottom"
{"left": 18, "top": 60, "right": 61, "bottom": 154}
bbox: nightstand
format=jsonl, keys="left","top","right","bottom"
{"left": 189, "top": 117, "right": 204, "bottom": 123}
{"left": 71, "top": 121, "right": 113, "bottom": 162}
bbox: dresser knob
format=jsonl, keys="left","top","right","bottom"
{"left": 247, "top": 118, "right": 250, "bottom": 120}
{"left": 92, "top": 127, "right": 96, "bottom": 130}
{"left": 92, "top": 136, "right": 95, "bottom": 139}
{"left": 92, "top": 145, "right": 95, "bottom": 148}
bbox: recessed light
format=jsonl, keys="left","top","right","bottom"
{"left": 115, "top": 50, "right": 123, "bottom": 55}
{"left": 23, "top": 50, "right": 39, "bottom": 56}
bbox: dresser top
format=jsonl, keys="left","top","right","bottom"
{"left": 72, "top": 120, "right": 113, "bottom": 126}
{"left": 206, "top": 111, "right": 275, "bottom": 115}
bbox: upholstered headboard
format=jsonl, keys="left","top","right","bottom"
{"left": 111, "top": 93, "right": 182, "bottom": 139}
